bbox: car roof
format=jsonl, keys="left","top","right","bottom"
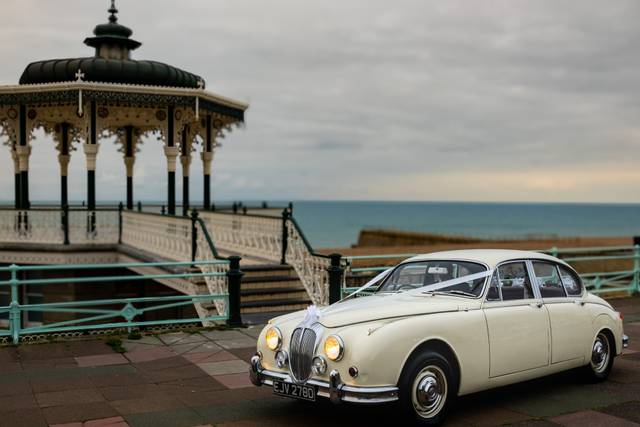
{"left": 404, "top": 249, "right": 570, "bottom": 269}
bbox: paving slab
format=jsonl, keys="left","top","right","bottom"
{"left": 123, "top": 408, "right": 204, "bottom": 427}
{"left": 215, "top": 338, "right": 257, "bottom": 350}
{"left": 197, "top": 359, "right": 249, "bottom": 376}
{"left": 84, "top": 416, "right": 128, "bottom": 427}
{"left": 36, "top": 388, "right": 105, "bottom": 408}
{"left": 0, "top": 408, "right": 48, "bottom": 427}
{"left": 124, "top": 347, "right": 175, "bottom": 363}
{"left": 183, "top": 349, "right": 236, "bottom": 364}
{"left": 551, "top": 410, "right": 639, "bottom": 426}
{"left": 0, "top": 393, "right": 39, "bottom": 412}
{"left": 76, "top": 353, "right": 129, "bottom": 367}
{"left": 212, "top": 373, "right": 254, "bottom": 389}
{"left": 110, "top": 395, "right": 186, "bottom": 415}
{"left": 600, "top": 401, "right": 640, "bottom": 424}
{"left": 42, "top": 402, "right": 119, "bottom": 425}
{"left": 199, "top": 330, "right": 248, "bottom": 341}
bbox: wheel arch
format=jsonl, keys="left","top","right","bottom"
{"left": 400, "top": 338, "right": 462, "bottom": 395}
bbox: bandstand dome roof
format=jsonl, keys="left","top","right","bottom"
{"left": 19, "top": 1, "right": 204, "bottom": 89}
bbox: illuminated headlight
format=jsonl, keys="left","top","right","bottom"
{"left": 275, "top": 350, "right": 289, "bottom": 368}
{"left": 324, "top": 335, "right": 344, "bottom": 361}
{"left": 265, "top": 327, "right": 282, "bottom": 351}
{"left": 312, "top": 356, "right": 327, "bottom": 375}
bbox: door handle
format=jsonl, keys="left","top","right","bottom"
{"left": 574, "top": 300, "right": 585, "bottom": 306}
{"left": 530, "top": 302, "right": 543, "bottom": 309}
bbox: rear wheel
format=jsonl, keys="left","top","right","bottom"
{"left": 583, "top": 331, "right": 614, "bottom": 382}
{"left": 399, "top": 350, "right": 458, "bottom": 426}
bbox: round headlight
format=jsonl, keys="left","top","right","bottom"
{"left": 275, "top": 350, "right": 289, "bottom": 368}
{"left": 265, "top": 327, "right": 282, "bottom": 351}
{"left": 312, "top": 356, "right": 327, "bottom": 375}
{"left": 324, "top": 335, "right": 344, "bottom": 361}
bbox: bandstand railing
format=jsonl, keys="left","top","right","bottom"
{"left": 0, "top": 260, "right": 233, "bottom": 345}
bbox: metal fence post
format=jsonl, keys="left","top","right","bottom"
{"left": 161, "top": 205, "right": 166, "bottom": 216}
{"left": 9, "top": 264, "right": 20, "bottom": 345}
{"left": 62, "top": 204, "right": 70, "bottom": 245}
{"left": 281, "top": 209, "right": 289, "bottom": 265}
{"left": 632, "top": 244, "right": 640, "bottom": 295}
{"left": 137, "top": 201, "right": 142, "bottom": 212}
{"left": 226, "top": 256, "right": 244, "bottom": 327}
{"left": 118, "top": 202, "right": 123, "bottom": 244}
{"left": 328, "top": 253, "right": 344, "bottom": 304}
{"left": 190, "top": 209, "right": 199, "bottom": 262}
{"left": 551, "top": 246, "right": 559, "bottom": 258}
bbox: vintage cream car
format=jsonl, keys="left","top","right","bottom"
{"left": 249, "top": 250, "right": 628, "bottom": 425}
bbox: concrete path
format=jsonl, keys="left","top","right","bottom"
{"left": 1, "top": 298, "right": 640, "bottom": 427}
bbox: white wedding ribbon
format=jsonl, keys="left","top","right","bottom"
{"left": 344, "top": 268, "right": 494, "bottom": 300}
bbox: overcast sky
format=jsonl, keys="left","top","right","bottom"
{"left": 1, "top": 0, "right": 639, "bottom": 204}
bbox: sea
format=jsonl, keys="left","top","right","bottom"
{"left": 289, "top": 201, "right": 640, "bottom": 249}
{"left": 11, "top": 200, "right": 640, "bottom": 249}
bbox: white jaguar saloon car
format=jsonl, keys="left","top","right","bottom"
{"left": 249, "top": 250, "right": 628, "bottom": 425}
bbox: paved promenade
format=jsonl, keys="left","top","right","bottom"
{"left": 1, "top": 297, "right": 640, "bottom": 427}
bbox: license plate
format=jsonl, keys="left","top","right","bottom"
{"left": 273, "top": 380, "right": 316, "bottom": 401}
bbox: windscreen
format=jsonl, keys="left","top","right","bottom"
{"left": 377, "top": 260, "right": 488, "bottom": 297}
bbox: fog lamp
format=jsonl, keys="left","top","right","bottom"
{"left": 312, "top": 356, "right": 327, "bottom": 375}
{"left": 265, "top": 327, "right": 282, "bottom": 351}
{"left": 275, "top": 350, "right": 289, "bottom": 368}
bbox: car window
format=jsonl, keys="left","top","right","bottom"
{"left": 532, "top": 261, "right": 567, "bottom": 298}
{"left": 378, "top": 260, "right": 487, "bottom": 296}
{"left": 558, "top": 265, "right": 583, "bottom": 296}
{"left": 496, "top": 262, "right": 534, "bottom": 301}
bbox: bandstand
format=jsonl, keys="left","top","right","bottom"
{"left": 0, "top": 0, "right": 246, "bottom": 216}
{"left": 0, "top": 3, "right": 334, "bottom": 337}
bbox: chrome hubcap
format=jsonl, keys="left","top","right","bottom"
{"left": 591, "top": 333, "right": 610, "bottom": 374}
{"left": 412, "top": 365, "right": 447, "bottom": 419}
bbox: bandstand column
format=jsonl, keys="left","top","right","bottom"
{"left": 180, "top": 128, "right": 191, "bottom": 216}
{"left": 124, "top": 126, "right": 135, "bottom": 210}
{"left": 84, "top": 143, "right": 99, "bottom": 211}
{"left": 164, "top": 146, "right": 178, "bottom": 216}
{"left": 85, "top": 100, "right": 99, "bottom": 210}
{"left": 202, "top": 115, "right": 214, "bottom": 209}
{"left": 17, "top": 105, "right": 30, "bottom": 210}
{"left": 12, "top": 150, "right": 19, "bottom": 209}
{"left": 58, "top": 123, "right": 71, "bottom": 208}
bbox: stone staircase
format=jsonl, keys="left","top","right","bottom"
{"left": 241, "top": 264, "right": 311, "bottom": 315}
{"left": 190, "top": 263, "right": 311, "bottom": 324}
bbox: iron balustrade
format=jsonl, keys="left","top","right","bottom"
{"left": 0, "top": 260, "right": 237, "bottom": 345}
{"left": 341, "top": 245, "right": 640, "bottom": 298}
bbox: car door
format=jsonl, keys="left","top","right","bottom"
{"left": 532, "top": 261, "right": 589, "bottom": 364}
{"left": 483, "top": 260, "right": 551, "bottom": 377}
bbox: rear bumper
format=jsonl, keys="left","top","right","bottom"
{"left": 249, "top": 355, "right": 398, "bottom": 404}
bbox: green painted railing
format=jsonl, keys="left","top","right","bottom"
{"left": 0, "top": 260, "right": 231, "bottom": 344}
{"left": 340, "top": 245, "right": 640, "bottom": 297}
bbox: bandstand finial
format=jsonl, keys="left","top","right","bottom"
{"left": 108, "top": 0, "right": 118, "bottom": 24}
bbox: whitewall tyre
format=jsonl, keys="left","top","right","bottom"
{"left": 399, "top": 350, "right": 458, "bottom": 426}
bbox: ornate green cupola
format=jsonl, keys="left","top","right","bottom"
{"left": 83, "top": 0, "right": 142, "bottom": 60}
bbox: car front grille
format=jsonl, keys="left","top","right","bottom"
{"left": 289, "top": 327, "right": 316, "bottom": 383}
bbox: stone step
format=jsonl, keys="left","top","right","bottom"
{"left": 242, "top": 264, "right": 297, "bottom": 279}
{"left": 241, "top": 298, "right": 310, "bottom": 314}
{"left": 242, "top": 276, "right": 302, "bottom": 290}
{"left": 241, "top": 288, "right": 309, "bottom": 303}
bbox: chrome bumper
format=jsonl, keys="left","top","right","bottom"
{"left": 623, "top": 334, "right": 629, "bottom": 349}
{"left": 249, "top": 355, "right": 398, "bottom": 404}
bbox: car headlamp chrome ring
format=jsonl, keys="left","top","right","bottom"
{"left": 324, "top": 334, "right": 345, "bottom": 361}
{"left": 275, "top": 350, "right": 289, "bottom": 368}
{"left": 265, "top": 326, "right": 282, "bottom": 351}
{"left": 312, "top": 355, "right": 327, "bottom": 375}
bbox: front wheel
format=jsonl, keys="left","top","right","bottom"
{"left": 398, "top": 350, "right": 458, "bottom": 426}
{"left": 583, "top": 331, "right": 614, "bottom": 382}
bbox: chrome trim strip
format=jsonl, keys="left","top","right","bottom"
{"left": 250, "top": 356, "right": 399, "bottom": 404}
{"left": 623, "top": 334, "right": 629, "bottom": 349}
